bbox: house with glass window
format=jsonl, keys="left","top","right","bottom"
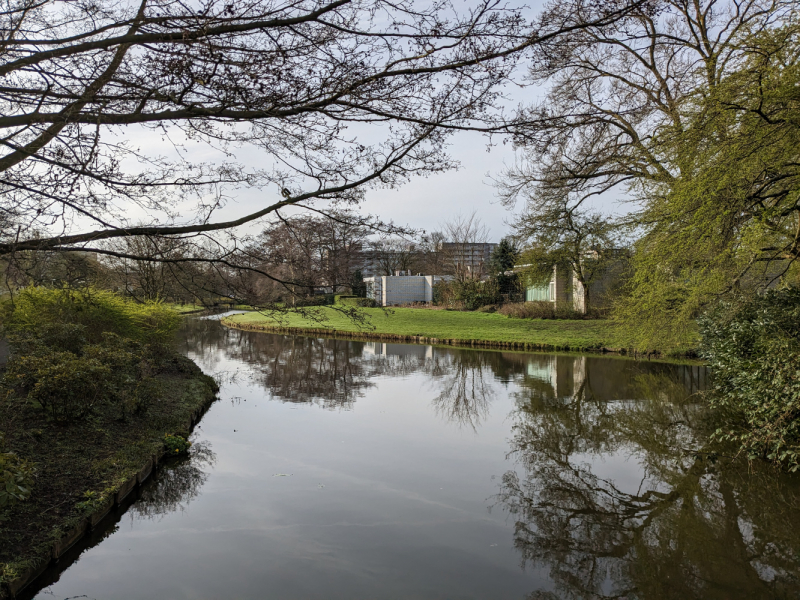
{"left": 523, "top": 264, "right": 572, "bottom": 304}
{"left": 519, "top": 251, "right": 630, "bottom": 314}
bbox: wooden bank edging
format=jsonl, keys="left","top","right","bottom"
{"left": 0, "top": 394, "right": 218, "bottom": 600}
{"left": 221, "top": 318, "right": 635, "bottom": 356}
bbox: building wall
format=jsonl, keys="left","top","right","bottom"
{"left": 438, "top": 242, "right": 498, "bottom": 277}
{"left": 365, "top": 275, "right": 435, "bottom": 306}
{"left": 524, "top": 265, "right": 571, "bottom": 304}
{"left": 364, "top": 276, "right": 381, "bottom": 303}
{"left": 573, "top": 255, "right": 630, "bottom": 313}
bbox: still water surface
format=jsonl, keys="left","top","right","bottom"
{"left": 33, "top": 313, "right": 800, "bottom": 599}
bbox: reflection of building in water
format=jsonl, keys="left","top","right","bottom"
{"left": 511, "top": 354, "right": 707, "bottom": 403}
{"left": 522, "top": 355, "right": 587, "bottom": 399}
{"left": 363, "top": 342, "right": 433, "bottom": 360}
{"left": 525, "top": 356, "right": 588, "bottom": 398}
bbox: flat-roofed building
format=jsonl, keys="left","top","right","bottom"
{"left": 364, "top": 275, "right": 451, "bottom": 306}
{"left": 437, "top": 242, "right": 498, "bottom": 279}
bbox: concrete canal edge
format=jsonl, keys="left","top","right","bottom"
{"left": 221, "top": 317, "right": 638, "bottom": 356}
{"left": 0, "top": 393, "right": 218, "bottom": 600}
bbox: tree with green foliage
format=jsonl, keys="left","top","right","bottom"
{"left": 699, "top": 288, "right": 800, "bottom": 472}
{"left": 618, "top": 19, "right": 800, "bottom": 348}
{"left": 489, "top": 238, "right": 519, "bottom": 276}
{"left": 349, "top": 270, "right": 367, "bottom": 298}
{"left": 488, "top": 238, "right": 520, "bottom": 299}
{"left": 506, "top": 193, "right": 621, "bottom": 313}
{"left": 500, "top": 0, "right": 790, "bottom": 344}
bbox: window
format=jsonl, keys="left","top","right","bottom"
{"left": 525, "top": 284, "right": 551, "bottom": 302}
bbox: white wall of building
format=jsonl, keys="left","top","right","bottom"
{"left": 364, "top": 275, "right": 437, "bottom": 306}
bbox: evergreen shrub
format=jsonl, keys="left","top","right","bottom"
{"left": 699, "top": 288, "right": 800, "bottom": 471}
{"left": 2, "top": 287, "right": 180, "bottom": 346}
{"left": 1, "top": 289, "right": 178, "bottom": 421}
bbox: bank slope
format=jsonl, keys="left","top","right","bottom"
{"left": 0, "top": 357, "right": 218, "bottom": 599}
{"left": 222, "top": 307, "right": 626, "bottom": 352}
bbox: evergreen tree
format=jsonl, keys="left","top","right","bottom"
{"left": 489, "top": 238, "right": 521, "bottom": 299}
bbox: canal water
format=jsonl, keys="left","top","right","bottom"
{"left": 32, "top": 313, "right": 800, "bottom": 599}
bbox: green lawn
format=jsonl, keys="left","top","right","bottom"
{"left": 168, "top": 303, "right": 207, "bottom": 314}
{"left": 224, "top": 306, "right": 630, "bottom": 351}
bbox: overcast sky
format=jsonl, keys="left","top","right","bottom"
{"left": 90, "top": 0, "right": 633, "bottom": 246}
{"left": 210, "top": 128, "right": 520, "bottom": 243}
{"left": 115, "top": 82, "right": 630, "bottom": 247}
{"left": 355, "top": 131, "right": 517, "bottom": 241}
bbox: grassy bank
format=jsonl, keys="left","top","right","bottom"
{"left": 0, "top": 360, "right": 217, "bottom": 596}
{"left": 0, "top": 288, "right": 219, "bottom": 597}
{"left": 168, "top": 303, "right": 207, "bottom": 314}
{"left": 223, "top": 306, "right": 638, "bottom": 352}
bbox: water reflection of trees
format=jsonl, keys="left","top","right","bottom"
{"left": 180, "top": 316, "right": 504, "bottom": 415}
{"left": 496, "top": 365, "right": 800, "bottom": 600}
{"left": 180, "top": 320, "right": 800, "bottom": 596}
{"left": 132, "top": 441, "right": 216, "bottom": 520}
{"left": 180, "top": 318, "right": 378, "bottom": 408}
{"left": 427, "top": 349, "right": 497, "bottom": 429}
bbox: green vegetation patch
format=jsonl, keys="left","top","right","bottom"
{"left": 3, "top": 287, "right": 181, "bottom": 346}
{"left": 168, "top": 303, "right": 208, "bottom": 314}
{"left": 700, "top": 288, "right": 800, "bottom": 471}
{"left": 224, "top": 306, "right": 627, "bottom": 351}
{"left": 0, "top": 289, "right": 218, "bottom": 586}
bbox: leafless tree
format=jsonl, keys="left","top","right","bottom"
{"left": 498, "top": 0, "right": 786, "bottom": 213}
{"left": 0, "top": 0, "right": 642, "bottom": 295}
{"left": 366, "top": 235, "right": 419, "bottom": 276}
{"left": 417, "top": 230, "right": 448, "bottom": 275}
{"left": 2, "top": 249, "right": 108, "bottom": 292}
{"left": 105, "top": 236, "right": 191, "bottom": 302}
{"left": 251, "top": 210, "right": 369, "bottom": 303}
{"left": 440, "top": 211, "right": 491, "bottom": 280}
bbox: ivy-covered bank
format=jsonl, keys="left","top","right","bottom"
{"left": 0, "top": 289, "right": 218, "bottom": 598}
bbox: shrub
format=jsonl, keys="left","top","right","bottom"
{"left": 4, "top": 348, "right": 111, "bottom": 421}
{"left": 3, "top": 326, "right": 161, "bottom": 421}
{"left": 0, "top": 436, "right": 35, "bottom": 508}
{"left": 123, "top": 376, "right": 163, "bottom": 417}
{"left": 163, "top": 433, "right": 191, "bottom": 455}
{"left": 335, "top": 295, "right": 377, "bottom": 308}
{"left": 2, "top": 287, "right": 180, "bottom": 347}
{"left": 699, "top": 288, "right": 800, "bottom": 471}
{"left": 433, "top": 279, "right": 499, "bottom": 310}
{"left": 498, "top": 301, "right": 587, "bottom": 320}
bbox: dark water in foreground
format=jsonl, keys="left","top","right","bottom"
{"left": 32, "top": 314, "right": 800, "bottom": 600}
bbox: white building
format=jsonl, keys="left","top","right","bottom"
{"left": 364, "top": 275, "right": 449, "bottom": 306}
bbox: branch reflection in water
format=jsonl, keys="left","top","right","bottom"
{"left": 181, "top": 316, "right": 498, "bottom": 422}
{"left": 180, "top": 316, "right": 800, "bottom": 599}
{"left": 131, "top": 441, "right": 216, "bottom": 520}
{"left": 496, "top": 357, "right": 800, "bottom": 600}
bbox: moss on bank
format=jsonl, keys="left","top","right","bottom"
{"left": 0, "top": 354, "right": 218, "bottom": 597}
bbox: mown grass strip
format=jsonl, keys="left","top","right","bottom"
{"left": 223, "top": 307, "right": 631, "bottom": 352}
